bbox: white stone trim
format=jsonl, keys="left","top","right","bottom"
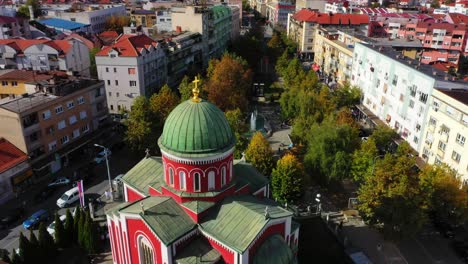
{"left": 120, "top": 214, "right": 131, "bottom": 264}
{"left": 253, "top": 186, "right": 267, "bottom": 197}
{"left": 124, "top": 183, "right": 147, "bottom": 200}
{"left": 161, "top": 241, "right": 171, "bottom": 263}
{"left": 161, "top": 147, "right": 234, "bottom": 165}
{"left": 135, "top": 232, "right": 156, "bottom": 264}
{"left": 107, "top": 217, "right": 118, "bottom": 264}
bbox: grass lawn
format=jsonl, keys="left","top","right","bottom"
{"left": 297, "top": 217, "right": 353, "bottom": 264}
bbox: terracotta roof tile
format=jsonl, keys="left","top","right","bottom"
{"left": 0, "top": 138, "right": 28, "bottom": 174}
{"left": 0, "top": 39, "right": 75, "bottom": 55}
{"left": 447, "top": 13, "right": 468, "bottom": 24}
{"left": 292, "top": 9, "right": 369, "bottom": 25}
{"left": 96, "top": 34, "right": 158, "bottom": 57}
{"left": 0, "top": 69, "right": 66, "bottom": 83}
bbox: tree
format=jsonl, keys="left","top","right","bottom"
{"left": 54, "top": 211, "right": 65, "bottom": 248}
{"left": 336, "top": 107, "right": 358, "bottom": 128}
{"left": 77, "top": 210, "right": 86, "bottom": 248}
{"left": 271, "top": 154, "right": 304, "bottom": 204}
{"left": 18, "top": 232, "right": 32, "bottom": 262}
{"left": 205, "top": 53, "right": 253, "bottom": 111}
{"left": 178, "top": 75, "right": 193, "bottom": 102}
{"left": 0, "top": 250, "right": 11, "bottom": 263}
{"left": 275, "top": 51, "right": 290, "bottom": 77}
{"left": 419, "top": 164, "right": 468, "bottom": 224}
{"left": 64, "top": 209, "right": 74, "bottom": 247}
{"left": 10, "top": 249, "right": 20, "bottom": 264}
{"left": 357, "top": 142, "right": 426, "bottom": 240}
{"left": 28, "top": 229, "right": 39, "bottom": 260}
{"left": 104, "top": 16, "right": 130, "bottom": 34}
{"left": 245, "top": 132, "right": 274, "bottom": 176}
{"left": 17, "top": 6, "right": 30, "bottom": 18}
{"left": 267, "top": 32, "right": 284, "bottom": 59}
{"left": 124, "top": 96, "right": 158, "bottom": 152}
{"left": 89, "top": 47, "right": 100, "bottom": 78}
{"left": 83, "top": 212, "right": 99, "bottom": 254}
{"left": 350, "top": 138, "right": 378, "bottom": 183}
{"left": 369, "top": 126, "right": 398, "bottom": 153}
{"left": 332, "top": 83, "right": 362, "bottom": 109}
{"left": 225, "top": 108, "right": 248, "bottom": 159}
{"left": 149, "top": 84, "right": 180, "bottom": 122}
{"left": 73, "top": 206, "right": 82, "bottom": 244}
{"left": 29, "top": 230, "right": 38, "bottom": 247}
{"left": 38, "top": 222, "right": 55, "bottom": 256}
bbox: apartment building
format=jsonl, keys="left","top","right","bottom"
{"left": 351, "top": 43, "right": 467, "bottom": 152}
{"left": 295, "top": 0, "right": 328, "bottom": 12}
{"left": 287, "top": 9, "right": 369, "bottom": 57}
{"left": 0, "top": 78, "right": 108, "bottom": 174}
{"left": 130, "top": 10, "right": 157, "bottom": 28}
{"left": 420, "top": 89, "right": 468, "bottom": 182}
{"left": 229, "top": 5, "right": 241, "bottom": 40}
{"left": 95, "top": 34, "right": 166, "bottom": 114}
{"left": 0, "top": 138, "right": 32, "bottom": 204}
{"left": 266, "top": 1, "right": 296, "bottom": 27}
{"left": 0, "top": 15, "right": 31, "bottom": 39}
{"left": 0, "top": 70, "right": 65, "bottom": 99}
{"left": 0, "top": 39, "right": 91, "bottom": 77}
{"left": 367, "top": 13, "right": 434, "bottom": 38}
{"left": 155, "top": 9, "right": 172, "bottom": 33}
{"left": 43, "top": 4, "right": 126, "bottom": 34}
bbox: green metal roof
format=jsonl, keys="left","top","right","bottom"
{"left": 174, "top": 236, "right": 221, "bottom": 264}
{"left": 233, "top": 160, "right": 269, "bottom": 191}
{"left": 252, "top": 234, "right": 295, "bottom": 264}
{"left": 200, "top": 196, "right": 292, "bottom": 253}
{"left": 120, "top": 196, "right": 196, "bottom": 245}
{"left": 105, "top": 202, "right": 131, "bottom": 217}
{"left": 159, "top": 99, "right": 235, "bottom": 158}
{"left": 181, "top": 200, "right": 216, "bottom": 214}
{"left": 121, "top": 157, "right": 164, "bottom": 195}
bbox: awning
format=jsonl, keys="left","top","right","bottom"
{"left": 12, "top": 169, "right": 33, "bottom": 185}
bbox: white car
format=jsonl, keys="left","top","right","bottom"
{"left": 94, "top": 150, "right": 112, "bottom": 164}
{"left": 57, "top": 187, "right": 80, "bottom": 208}
{"left": 47, "top": 215, "right": 66, "bottom": 237}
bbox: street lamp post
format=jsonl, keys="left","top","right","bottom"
{"left": 95, "top": 144, "right": 113, "bottom": 201}
{"left": 315, "top": 193, "right": 321, "bottom": 214}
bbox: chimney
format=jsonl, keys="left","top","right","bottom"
{"left": 176, "top": 26, "right": 182, "bottom": 33}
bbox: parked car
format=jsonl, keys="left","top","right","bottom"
{"left": 94, "top": 149, "right": 112, "bottom": 164}
{"left": 47, "top": 215, "right": 66, "bottom": 237}
{"left": 48, "top": 177, "right": 71, "bottom": 187}
{"left": 22, "top": 209, "right": 49, "bottom": 229}
{"left": 0, "top": 208, "right": 24, "bottom": 229}
{"left": 57, "top": 187, "right": 80, "bottom": 208}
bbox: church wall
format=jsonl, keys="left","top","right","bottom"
{"left": 205, "top": 236, "right": 236, "bottom": 264}
{"left": 126, "top": 218, "right": 163, "bottom": 264}
{"left": 125, "top": 184, "right": 145, "bottom": 202}
{"left": 160, "top": 184, "right": 237, "bottom": 204}
{"left": 162, "top": 153, "right": 234, "bottom": 193}
{"left": 247, "top": 222, "right": 286, "bottom": 263}
{"left": 108, "top": 218, "right": 121, "bottom": 264}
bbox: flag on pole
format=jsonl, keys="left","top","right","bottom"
{"left": 77, "top": 180, "right": 85, "bottom": 208}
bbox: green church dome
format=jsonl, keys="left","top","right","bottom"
{"left": 159, "top": 99, "right": 235, "bottom": 157}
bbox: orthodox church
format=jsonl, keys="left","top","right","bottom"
{"left": 106, "top": 80, "right": 299, "bottom": 264}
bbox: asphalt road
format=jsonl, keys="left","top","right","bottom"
{"left": 0, "top": 145, "right": 142, "bottom": 255}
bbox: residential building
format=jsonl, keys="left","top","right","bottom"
{"left": 367, "top": 13, "right": 434, "bottom": 38}
{"left": 123, "top": 25, "right": 157, "bottom": 37}
{"left": 155, "top": 9, "right": 172, "bottom": 33}
{"left": 0, "top": 16, "right": 31, "bottom": 39}
{"left": 266, "top": 1, "right": 296, "bottom": 27}
{"left": 43, "top": 4, "right": 126, "bottom": 34}
{"left": 419, "top": 89, "right": 468, "bottom": 183}
{"left": 0, "top": 70, "right": 67, "bottom": 99}
{"left": 0, "top": 78, "right": 108, "bottom": 175}
{"left": 351, "top": 43, "right": 467, "bottom": 152}
{"left": 38, "top": 18, "right": 90, "bottom": 34}
{"left": 229, "top": 5, "right": 241, "bottom": 40}
{"left": 95, "top": 34, "right": 166, "bottom": 114}
{"left": 0, "top": 138, "right": 32, "bottom": 204}
{"left": 0, "top": 39, "right": 91, "bottom": 77}
{"left": 107, "top": 90, "right": 299, "bottom": 264}
{"left": 295, "top": 0, "right": 328, "bottom": 12}
{"left": 130, "top": 9, "right": 157, "bottom": 28}
{"left": 436, "top": 2, "right": 468, "bottom": 15}
{"left": 287, "top": 9, "right": 369, "bottom": 57}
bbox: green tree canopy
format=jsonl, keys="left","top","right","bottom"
{"left": 89, "top": 47, "right": 100, "bottom": 78}
{"left": 271, "top": 154, "right": 304, "bottom": 204}
{"left": 245, "top": 132, "right": 274, "bottom": 176}
{"left": 178, "top": 75, "right": 193, "bottom": 102}
{"left": 11, "top": 249, "right": 20, "bottom": 264}
{"left": 38, "top": 222, "right": 56, "bottom": 257}
{"left": 332, "top": 83, "right": 362, "bottom": 109}
{"left": 149, "top": 84, "right": 180, "bottom": 122}
{"left": 18, "top": 231, "right": 32, "bottom": 262}
{"left": 54, "top": 211, "right": 66, "bottom": 248}
{"left": 124, "top": 96, "right": 157, "bottom": 152}
{"left": 225, "top": 108, "right": 248, "bottom": 159}
{"left": 351, "top": 138, "right": 378, "bottom": 183}
{"left": 104, "top": 16, "right": 130, "bottom": 34}
{"left": 369, "top": 126, "right": 398, "bottom": 152}
{"left": 64, "top": 209, "right": 74, "bottom": 247}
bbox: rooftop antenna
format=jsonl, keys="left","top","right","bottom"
{"left": 140, "top": 201, "right": 145, "bottom": 215}
{"left": 145, "top": 148, "right": 150, "bottom": 158}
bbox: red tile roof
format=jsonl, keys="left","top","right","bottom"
{"left": 0, "top": 138, "right": 28, "bottom": 174}
{"left": 0, "top": 70, "right": 67, "bottom": 83}
{"left": 0, "top": 39, "right": 73, "bottom": 55}
{"left": 96, "top": 34, "right": 159, "bottom": 57}
{"left": 292, "top": 9, "right": 369, "bottom": 25}
{"left": 431, "top": 61, "right": 457, "bottom": 72}
{"left": 417, "top": 21, "right": 467, "bottom": 31}
{"left": 447, "top": 13, "right": 468, "bottom": 24}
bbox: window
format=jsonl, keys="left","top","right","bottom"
{"left": 45, "top": 125, "right": 55, "bottom": 135}
{"left": 42, "top": 110, "right": 51, "bottom": 120}
{"left": 55, "top": 106, "right": 64, "bottom": 114}
{"left": 392, "top": 75, "right": 398, "bottom": 86}
{"left": 115, "top": 80, "right": 118, "bottom": 86}
{"left": 12, "top": 81, "right": 17, "bottom": 86}
{"left": 179, "top": 171, "right": 186, "bottom": 190}
{"left": 413, "top": 136, "right": 418, "bottom": 144}
{"left": 130, "top": 81, "right": 137, "bottom": 87}
{"left": 108, "top": 92, "right": 112, "bottom": 97}
{"left": 60, "top": 135, "right": 69, "bottom": 145}
{"left": 456, "top": 134, "right": 465, "bottom": 145}
{"left": 128, "top": 68, "right": 136, "bottom": 74}
{"left": 208, "top": 171, "right": 215, "bottom": 190}
{"left": 48, "top": 141, "right": 57, "bottom": 151}
{"left": 221, "top": 167, "right": 226, "bottom": 187}
{"left": 110, "top": 105, "right": 114, "bottom": 111}
{"left": 116, "top": 92, "right": 119, "bottom": 97}
{"left": 451, "top": 151, "right": 461, "bottom": 163}
{"left": 446, "top": 106, "right": 455, "bottom": 115}
{"left": 194, "top": 172, "right": 200, "bottom": 192}
{"left": 106, "top": 67, "right": 109, "bottom": 72}
{"left": 440, "top": 126, "right": 450, "bottom": 135}
{"left": 1, "top": 81, "right": 7, "bottom": 86}
{"left": 79, "top": 111, "right": 87, "bottom": 120}
{"left": 107, "top": 80, "right": 110, "bottom": 85}
{"left": 69, "top": 115, "right": 77, "bottom": 125}
{"left": 138, "top": 236, "right": 154, "bottom": 264}
{"left": 81, "top": 124, "right": 89, "bottom": 133}
{"left": 409, "top": 85, "right": 417, "bottom": 97}
{"left": 169, "top": 168, "right": 174, "bottom": 186}
{"left": 58, "top": 120, "right": 66, "bottom": 130}
{"left": 419, "top": 93, "right": 428, "bottom": 104}
{"left": 72, "top": 129, "right": 80, "bottom": 139}
{"left": 438, "top": 141, "right": 446, "bottom": 151}
{"left": 67, "top": 101, "right": 74, "bottom": 109}
{"left": 77, "top": 96, "right": 84, "bottom": 105}
{"left": 409, "top": 100, "right": 415, "bottom": 109}
{"left": 429, "top": 117, "right": 437, "bottom": 126}
{"left": 113, "top": 68, "right": 117, "bottom": 73}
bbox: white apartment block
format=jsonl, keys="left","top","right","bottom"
{"left": 351, "top": 43, "right": 467, "bottom": 152}
{"left": 95, "top": 34, "right": 166, "bottom": 114}
{"left": 420, "top": 89, "right": 468, "bottom": 182}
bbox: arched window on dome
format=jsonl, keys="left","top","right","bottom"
{"left": 169, "top": 168, "right": 174, "bottom": 186}
{"left": 208, "top": 171, "right": 215, "bottom": 190}
{"left": 221, "top": 166, "right": 226, "bottom": 187}
{"left": 137, "top": 235, "right": 154, "bottom": 264}
{"left": 229, "top": 161, "right": 233, "bottom": 180}
{"left": 179, "top": 171, "right": 186, "bottom": 190}
{"left": 194, "top": 172, "right": 201, "bottom": 192}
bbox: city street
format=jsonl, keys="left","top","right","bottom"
{"left": 0, "top": 141, "right": 142, "bottom": 255}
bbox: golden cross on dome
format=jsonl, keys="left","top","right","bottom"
{"left": 192, "top": 76, "right": 201, "bottom": 103}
